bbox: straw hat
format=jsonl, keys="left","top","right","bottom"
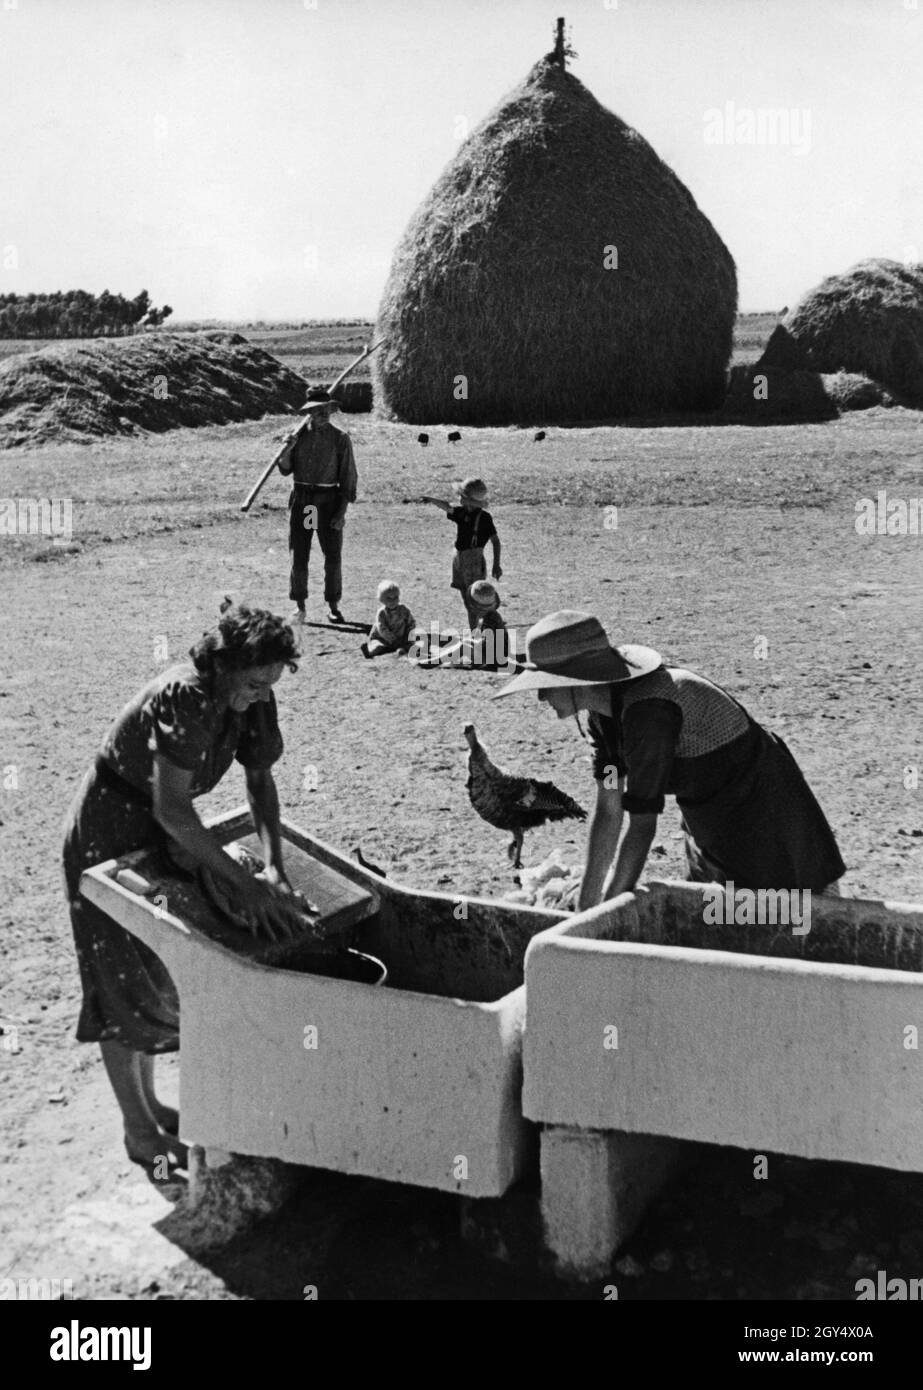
{"left": 299, "top": 387, "right": 342, "bottom": 414}
{"left": 468, "top": 579, "right": 500, "bottom": 610}
{"left": 494, "top": 610, "right": 660, "bottom": 697}
{"left": 455, "top": 477, "right": 489, "bottom": 505}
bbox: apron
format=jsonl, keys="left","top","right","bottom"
{"left": 680, "top": 721, "right": 846, "bottom": 892}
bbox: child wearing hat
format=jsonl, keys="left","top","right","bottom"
{"left": 466, "top": 579, "right": 513, "bottom": 668}
{"left": 361, "top": 580, "right": 416, "bottom": 659}
{"left": 420, "top": 580, "right": 512, "bottom": 670}
{"left": 421, "top": 479, "right": 502, "bottom": 628}
{"left": 468, "top": 579, "right": 505, "bottom": 633}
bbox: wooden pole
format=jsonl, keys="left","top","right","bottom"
{"left": 239, "top": 338, "right": 386, "bottom": 512}
{"left": 554, "top": 17, "right": 565, "bottom": 67}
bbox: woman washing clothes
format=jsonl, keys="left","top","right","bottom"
{"left": 495, "top": 611, "right": 845, "bottom": 910}
{"left": 62, "top": 601, "right": 303, "bottom": 1172}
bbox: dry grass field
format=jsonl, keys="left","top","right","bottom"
{"left": 1, "top": 322, "right": 922, "bottom": 1299}
{"left": 0, "top": 311, "right": 782, "bottom": 382}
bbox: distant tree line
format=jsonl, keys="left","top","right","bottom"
{"left": 0, "top": 289, "right": 173, "bottom": 338}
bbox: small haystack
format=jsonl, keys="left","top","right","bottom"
{"left": 373, "top": 51, "right": 737, "bottom": 424}
{"left": 723, "top": 318, "right": 897, "bottom": 422}
{"left": 722, "top": 323, "right": 838, "bottom": 423}
{"left": 0, "top": 332, "right": 307, "bottom": 448}
{"left": 785, "top": 259, "right": 923, "bottom": 406}
{"left": 819, "top": 371, "right": 892, "bottom": 411}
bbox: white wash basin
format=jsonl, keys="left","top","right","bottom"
{"left": 523, "top": 881, "right": 923, "bottom": 1275}
{"left": 80, "top": 807, "right": 563, "bottom": 1198}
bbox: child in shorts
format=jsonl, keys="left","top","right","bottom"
{"left": 421, "top": 478, "right": 502, "bottom": 627}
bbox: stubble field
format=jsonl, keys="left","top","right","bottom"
{"left": 1, "top": 330, "right": 922, "bottom": 1299}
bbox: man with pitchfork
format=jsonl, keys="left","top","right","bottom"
{"left": 278, "top": 387, "right": 358, "bottom": 624}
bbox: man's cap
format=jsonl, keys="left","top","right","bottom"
{"left": 300, "top": 387, "right": 342, "bottom": 413}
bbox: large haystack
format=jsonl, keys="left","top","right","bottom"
{"left": 0, "top": 332, "right": 307, "bottom": 448}
{"left": 373, "top": 55, "right": 737, "bottom": 424}
{"left": 784, "top": 259, "right": 923, "bottom": 405}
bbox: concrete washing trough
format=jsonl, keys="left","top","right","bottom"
{"left": 524, "top": 880, "right": 923, "bottom": 1277}
{"left": 80, "top": 806, "right": 563, "bottom": 1200}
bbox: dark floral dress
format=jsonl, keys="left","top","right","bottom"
{"left": 62, "top": 662, "right": 283, "bottom": 1054}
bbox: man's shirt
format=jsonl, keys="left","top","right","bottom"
{"left": 280, "top": 422, "right": 357, "bottom": 501}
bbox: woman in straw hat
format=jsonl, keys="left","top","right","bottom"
{"left": 495, "top": 611, "right": 845, "bottom": 910}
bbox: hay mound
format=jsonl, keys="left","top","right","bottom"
{"left": 785, "top": 259, "right": 923, "bottom": 405}
{"left": 820, "top": 371, "right": 893, "bottom": 412}
{"left": 723, "top": 322, "right": 897, "bottom": 421}
{"left": 0, "top": 331, "right": 307, "bottom": 447}
{"left": 330, "top": 380, "right": 373, "bottom": 413}
{"left": 373, "top": 56, "right": 737, "bottom": 424}
{"left": 722, "top": 325, "right": 837, "bottom": 423}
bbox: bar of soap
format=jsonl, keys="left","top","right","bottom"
{"left": 116, "top": 868, "right": 153, "bottom": 895}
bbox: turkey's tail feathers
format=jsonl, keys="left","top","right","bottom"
{"left": 527, "top": 779, "right": 587, "bottom": 820}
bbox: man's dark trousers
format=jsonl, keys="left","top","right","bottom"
{"left": 289, "top": 487, "right": 343, "bottom": 606}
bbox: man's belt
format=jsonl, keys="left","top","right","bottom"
{"left": 292, "top": 482, "right": 339, "bottom": 489}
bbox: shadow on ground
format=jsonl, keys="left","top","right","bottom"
{"left": 149, "top": 1146, "right": 923, "bottom": 1300}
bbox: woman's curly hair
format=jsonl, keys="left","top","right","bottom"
{"left": 190, "top": 598, "right": 300, "bottom": 677}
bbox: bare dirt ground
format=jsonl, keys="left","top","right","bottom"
{"left": 2, "top": 406, "right": 923, "bottom": 1299}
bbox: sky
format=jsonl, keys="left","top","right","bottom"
{"left": 0, "top": 0, "right": 920, "bottom": 319}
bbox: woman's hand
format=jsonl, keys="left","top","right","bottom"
{"left": 200, "top": 861, "right": 303, "bottom": 942}
{"left": 226, "top": 873, "right": 304, "bottom": 942}
{"left": 254, "top": 862, "right": 292, "bottom": 893}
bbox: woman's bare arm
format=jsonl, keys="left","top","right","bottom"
{"left": 578, "top": 776, "right": 624, "bottom": 910}
{"left": 245, "top": 766, "right": 289, "bottom": 886}
{"left": 151, "top": 755, "right": 296, "bottom": 938}
{"left": 602, "top": 812, "right": 658, "bottom": 898}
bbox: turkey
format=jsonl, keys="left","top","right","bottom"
{"left": 463, "top": 723, "right": 587, "bottom": 868}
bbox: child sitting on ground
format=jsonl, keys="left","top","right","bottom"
{"left": 361, "top": 580, "right": 416, "bottom": 658}
{"left": 467, "top": 579, "right": 506, "bottom": 635}
{"left": 415, "top": 580, "right": 514, "bottom": 670}
{"left": 465, "top": 579, "right": 514, "bottom": 667}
